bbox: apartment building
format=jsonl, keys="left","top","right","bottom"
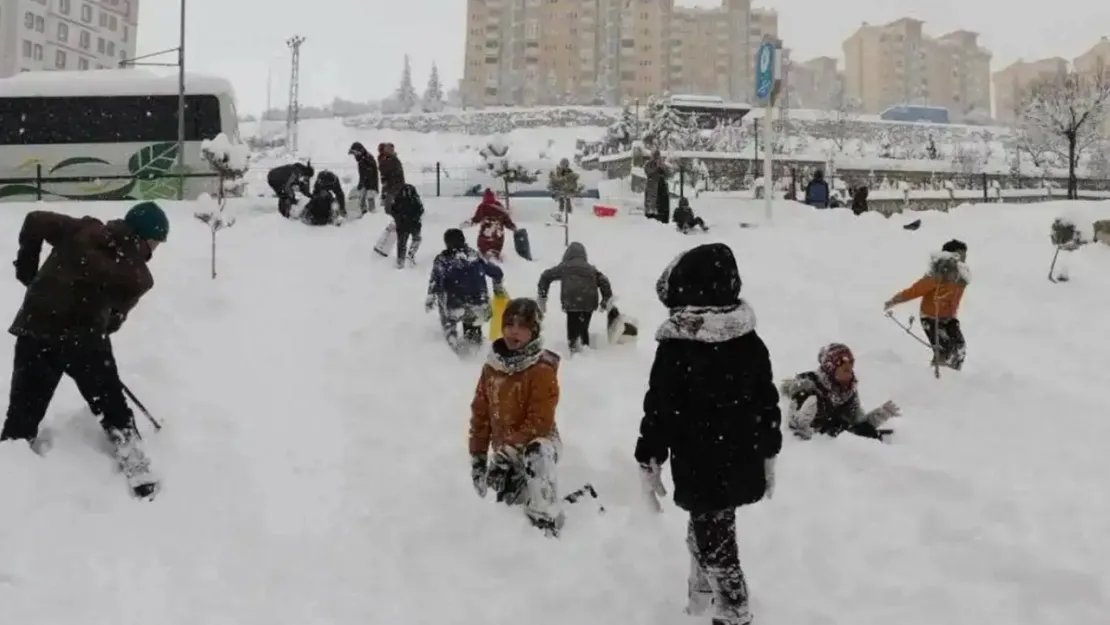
{"left": 991, "top": 57, "right": 1068, "bottom": 123}
{"left": 926, "top": 30, "right": 991, "bottom": 121}
{"left": 0, "top": 0, "right": 138, "bottom": 78}
{"left": 788, "top": 56, "right": 841, "bottom": 109}
{"left": 462, "top": 0, "right": 763, "bottom": 107}
{"left": 843, "top": 19, "right": 930, "bottom": 114}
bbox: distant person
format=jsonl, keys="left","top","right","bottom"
{"left": 348, "top": 141, "right": 379, "bottom": 214}
{"left": 267, "top": 161, "right": 313, "bottom": 217}
{"left": 390, "top": 184, "right": 425, "bottom": 268}
{"left": 300, "top": 170, "right": 345, "bottom": 226}
{"left": 673, "top": 197, "right": 709, "bottom": 233}
{"left": 804, "top": 170, "right": 830, "bottom": 208}
{"left": 377, "top": 142, "right": 406, "bottom": 214}
{"left": 463, "top": 189, "right": 517, "bottom": 262}
{"left": 850, "top": 185, "right": 869, "bottom": 215}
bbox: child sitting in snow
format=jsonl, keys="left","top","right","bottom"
{"left": 781, "top": 343, "right": 901, "bottom": 442}
{"left": 884, "top": 239, "right": 970, "bottom": 370}
{"left": 672, "top": 197, "right": 709, "bottom": 234}
{"left": 536, "top": 241, "right": 613, "bottom": 353}
{"left": 469, "top": 298, "right": 565, "bottom": 537}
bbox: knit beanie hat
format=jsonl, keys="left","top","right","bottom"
{"left": 482, "top": 188, "right": 497, "bottom": 204}
{"left": 502, "top": 298, "right": 543, "bottom": 336}
{"left": 444, "top": 228, "right": 466, "bottom": 249}
{"left": 818, "top": 343, "right": 854, "bottom": 374}
{"left": 124, "top": 201, "right": 169, "bottom": 242}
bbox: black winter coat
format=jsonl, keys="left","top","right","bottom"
{"left": 391, "top": 184, "right": 424, "bottom": 232}
{"left": 354, "top": 153, "right": 379, "bottom": 192}
{"left": 267, "top": 163, "right": 311, "bottom": 197}
{"left": 313, "top": 170, "right": 345, "bottom": 215}
{"left": 635, "top": 243, "right": 781, "bottom": 514}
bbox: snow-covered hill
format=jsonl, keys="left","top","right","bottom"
{"left": 1, "top": 197, "right": 1108, "bottom": 625}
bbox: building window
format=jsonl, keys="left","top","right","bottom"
{"left": 79, "top": 57, "right": 89, "bottom": 70}
{"left": 99, "top": 11, "right": 107, "bottom": 27}
{"left": 22, "top": 40, "right": 32, "bottom": 57}
{"left": 81, "top": 3, "right": 92, "bottom": 22}
{"left": 80, "top": 30, "right": 90, "bottom": 49}
{"left": 60, "top": 0, "right": 71, "bottom": 14}
{"left": 97, "top": 37, "right": 105, "bottom": 53}
{"left": 57, "top": 22, "right": 68, "bottom": 42}
{"left": 122, "top": 25, "right": 129, "bottom": 42}
{"left": 55, "top": 50, "right": 67, "bottom": 69}
{"left": 107, "top": 41, "right": 115, "bottom": 56}
{"left": 24, "top": 12, "right": 33, "bottom": 29}
{"left": 109, "top": 15, "right": 117, "bottom": 30}
{"left": 33, "top": 43, "right": 43, "bottom": 60}
{"left": 35, "top": 15, "right": 44, "bottom": 31}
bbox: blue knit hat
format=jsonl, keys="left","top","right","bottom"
{"left": 124, "top": 201, "right": 169, "bottom": 242}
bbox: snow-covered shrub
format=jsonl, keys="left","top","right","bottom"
{"left": 196, "top": 133, "right": 245, "bottom": 280}
{"left": 1093, "top": 219, "right": 1110, "bottom": 245}
{"left": 1051, "top": 216, "right": 1085, "bottom": 249}
{"left": 479, "top": 137, "right": 539, "bottom": 209}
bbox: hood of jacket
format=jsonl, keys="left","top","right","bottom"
{"left": 562, "top": 241, "right": 587, "bottom": 263}
{"left": 655, "top": 242, "right": 741, "bottom": 310}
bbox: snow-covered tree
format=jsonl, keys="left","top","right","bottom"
{"left": 394, "top": 55, "right": 419, "bottom": 113}
{"left": 1086, "top": 142, "right": 1110, "bottom": 179}
{"left": 479, "top": 137, "right": 539, "bottom": 210}
{"left": 1019, "top": 64, "right": 1110, "bottom": 198}
{"left": 195, "top": 134, "right": 245, "bottom": 280}
{"left": 642, "top": 96, "right": 684, "bottom": 151}
{"left": 815, "top": 93, "right": 861, "bottom": 157}
{"left": 708, "top": 119, "right": 748, "bottom": 152}
{"left": 422, "top": 63, "right": 445, "bottom": 113}
{"left": 604, "top": 104, "right": 635, "bottom": 152}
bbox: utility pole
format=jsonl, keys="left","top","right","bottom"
{"left": 285, "top": 35, "right": 305, "bottom": 153}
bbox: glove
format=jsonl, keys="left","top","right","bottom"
{"left": 537, "top": 297, "right": 547, "bottom": 313}
{"left": 788, "top": 395, "right": 818, "bottom": 440}
{"left": 883, "top": 299, "right": 895, "bottom": 311}
{"left": 866, "top": 400, "right": 901, "bottom": 426}
{"left": 470, "top": 454, "right": 488, "bottom": 498}
{"left": 492, "top": 282, "right": 507, "bottom": 298}
{"left": 639, "top": 461, "right": 666, "bottom": 513}
{"left": 598, "top": 298, "right": 611, "bottom": 312}
{"left": 425, "top": 294, "right": 437, "bottom": 312}
{"left": 485, "top": 446, "right": 518, "bottom": 497}
{"left": 13, "top": 249, "right": 38, "bottom": 287}
{"left": 764, "top": 458, "right": 776, "bottom": 499}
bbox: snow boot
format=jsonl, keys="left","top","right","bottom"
{"left": 106, "top": 425, "right": 158, "bottom": 498}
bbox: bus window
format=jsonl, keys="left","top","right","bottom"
{"left": 0, "top": 94, "right": 222, "bottom": 145}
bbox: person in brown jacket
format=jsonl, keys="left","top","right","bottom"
{"left": 2, "top": 202, "right": 168, "bottom": 496}
{"left": 884, "top": 239, "right": 969, "bottom": 370}
{"left": 469, "top": 298, "right": 565, "bottom": 537}
{"left": 377, "top": 142, "right": 406, "bottom": 214}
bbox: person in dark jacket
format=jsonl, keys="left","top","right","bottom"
{"left": 2, "top": 203, "right": 169, "bottom": 496}
{"left": 426, "top": 228, "right": 505, "bottom": 354}
{"left": 377, "top": 142, "right": 406, "bottom": 214}
{"left": 673, "top": 197, "right": 709, "bottom": 233}
{"left": 536, "top": 242, "right": 613, "bottom": 353}
{"left": 781, "top": 343, "right": 900, "bottom": 442}
{"left": 635, "top": 242, "right": 781, "bottom": 625}
{"left": 391, "top": 184, "right": 424, "bottom": 268}
{"left": 850, "top": 186, "right": 869, "bottom": 215}
{"left": 267, "top": 162, "right": 314, "bottom": 217}
{"left": 348, "top": 141, "right": 379, "bottom": 214}
{"left": 300, "top": 169, "right": 345, "bottom": 226}
{"left": 804, "top": 170, "right": 830, "bottom": 208}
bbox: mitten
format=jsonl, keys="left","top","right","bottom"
{"left": 470, "top": 454, "right": 488, "bottom": 498}
{"left": 13, "top": 249, "right": 38, "bottom": 287}
{"left": 492, "top": 282, "right": 507, "bottom": 298}
{"left": 598, "top": 298, "right": 611, "bottom": 312}
{"left": 764, "top": 458, "right": 776, "bottom": 499}
{"left": 866, "top": 400, "right": 901, "bottom": 426}
{"left": 425, "top": 294, "right": 437, "bottom": 312}
{"left": 639, "top": 460, "right": 666, "bottom": 513}
{"left": 788, "top": 395, "right": 818, "bottom": 439}
{"left": 537, "top": 297, "right": 547, "bottom": 313}
{"left": 105, "top": 310, "right": 127, "bottom": 335}
{"left": 485, "top": 446, "right": 518, "bottom": 496}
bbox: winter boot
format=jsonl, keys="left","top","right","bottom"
{"left": 105, "top": 425, "right": 158, "bottom": 498}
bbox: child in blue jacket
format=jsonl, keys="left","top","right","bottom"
{"left": 426, "top": 228, "right": 506, "bottom": 354}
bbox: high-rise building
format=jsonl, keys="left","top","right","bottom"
{"left": 0, "top": 0, "right": 139, "bottom": 78}
{"left": 842, "top": 18, "right": 991, "bottom": 121}
{"left": 461, "top": 0, "right": 760, "bottom": 107}
{"left": 787, "top": 56, "right": 842, "bottom": 109}
{"left": 991, "top": 57, "right": 1068, "bottom": 123}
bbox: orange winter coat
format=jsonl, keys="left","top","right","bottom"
{"left": 888, "top": 276, "right": 966, "bottom": 319}
{"left": 469, "top": 349, "right": 561, "bottom": 455}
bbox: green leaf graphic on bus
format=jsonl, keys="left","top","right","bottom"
{"left": 128, "top": 142, "right": 179, "bottom": 181}
{"left": 49, "top": 156, "right": 111, "bottom": 174}
{"left": 134, "top": 177, "right": 180, "bottom": 200}
{"left": 0, "top": 184, "right": 41, "bottom": 200}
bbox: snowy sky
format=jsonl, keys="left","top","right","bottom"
{"left": 137, "top": 0, "right": 1110, "bottom": 114}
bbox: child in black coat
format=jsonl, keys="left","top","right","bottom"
{"left": 635, "top": 242, "right": 781, "bottom": 625}
{"left": 391, "top": 184, "right": 424, "bottom": 268}
{"left": 673, "top": 197, "right": 709, "bottom": 233}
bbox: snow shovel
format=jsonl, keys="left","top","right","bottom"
{"left": 513, "top": 228, "right": 532, "bottom": 260}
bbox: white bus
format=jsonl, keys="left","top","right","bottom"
{"left": 0, "top": 69, "right": 242, "bottom": 203}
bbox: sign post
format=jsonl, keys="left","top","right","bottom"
{"left": 755, "top": 38, "right": 782, "bottom": 222}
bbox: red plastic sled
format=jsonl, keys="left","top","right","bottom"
{"left": 593, "top": 205, "right": 618, "bottom": 217}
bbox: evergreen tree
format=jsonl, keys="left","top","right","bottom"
{"left": 642, "top": 97, "right": 684, "bottom": 150}
{"left": 422, "top": 63, "right": 445, "bottom": 113}
{"left": 395, "top": 55, "right": 418, "bottom": 113}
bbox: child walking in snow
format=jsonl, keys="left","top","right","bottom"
{"left": 635, "top": 243, "right": 781, "bottom": 625}
{"left": 781, "top": 343, "right": 901, "bottom": 442}
{"left": 884, "top": 239, "right": 970, "bottom": 370}
{"left": 463, "top": 189, "right": 517, "bottom": 261}
{"left": 469, "top": 298, "right": 565, "bottom": 537}
{"left": 426, "top": 228, "right": 505, "bottom": 355}
{"left": 536, "top": 241, "right": 613, "bottom": 353}
{"left": 390, "top": 184, "right": 424, "bottom": 268}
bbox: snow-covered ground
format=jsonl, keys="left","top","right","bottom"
{"left": 2, "top": 197, "right": 1107, "bottom": 625}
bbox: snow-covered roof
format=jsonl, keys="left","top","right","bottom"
{"left": 0, "top": 69, "right": 235, "bottom": 98}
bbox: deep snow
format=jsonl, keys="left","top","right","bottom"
{"left": 0, "top": 197, "right": 1108, "bottom": 625}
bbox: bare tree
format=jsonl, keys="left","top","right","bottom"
{"left": 815, "top": 88, "right": 861, "bottom": 158}
{"left": 1019, "top": 63, "right": 1110, "bottom": 198}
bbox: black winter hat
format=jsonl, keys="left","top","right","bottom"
{"left": 656, "top": 243, "right": 742, "bottom": 309}
{"left": 502, "top": 298, "right": 543, "bottom": 336}
{"left": 444, "top": 228, "right": 466, "bottom": 249}
{"left": 942, "top": 239, "right": 967, "bottom": 254}
{"left": 349, "top": 141, "right": 366, "bottom": 156}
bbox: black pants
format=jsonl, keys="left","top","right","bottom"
{"left": 687, "top": 509, "right": 750, "bottom": 624}
{"left": 921, "top": 317, "right": 966, "bottom": 370}
{"left": 301, "top": 197, "right": 333, "bottom": 225}
{"left": 1, "top": 335, "right": 134, "bottom": 441}
{"left": 270, "top": 182, "right": 296, "bottom": 218}
{"left": 679, "top": 217, "right": 708, "bottom": 233}
{"left": 396, "top": 223, "right": 423, "bottom": 263}
{"left": 566, "top": 311, "right": 593, "bottom": 350}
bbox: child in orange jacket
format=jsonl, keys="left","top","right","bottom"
{"left": 468, "top": 298, "right": 565, "bottom": 537}
{"left": 884, "top": 239, "right": 969, "bottom": 369}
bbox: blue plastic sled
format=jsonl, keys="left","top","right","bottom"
{"left": 514, "top": 229, "right": 532, "bottom": 260}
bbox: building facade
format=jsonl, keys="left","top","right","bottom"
{"left": 842, "top": 18, "right": 990, "bottom": 121}
{"left": 0, "top": 0, "right": 139, "bottom": 78}
{"left": 461, "top": 0, "right": 767, "bottom": 107}
{"left": 787, "top": 55, "right": 841, "bottom": 109}
{"left": 991, "top": 57, "right": 1069, "bottom": 123}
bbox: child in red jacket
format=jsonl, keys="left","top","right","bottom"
{"left": 463, "top": 189, "right": 517, "bottom": 261}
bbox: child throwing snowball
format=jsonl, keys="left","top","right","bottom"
{"left": 884, "top": 239, "right": 970, "bottom": 370}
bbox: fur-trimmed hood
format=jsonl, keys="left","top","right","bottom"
{"left": 656, "top": 300, "right": 757, "bottom": 343}
{"left": 927, "top": 251, "right": 971, "bottom": 285}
